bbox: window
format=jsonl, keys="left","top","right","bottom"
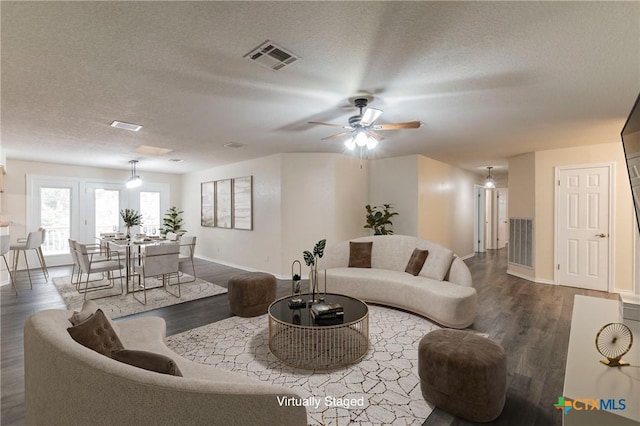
{"left": 140, "top": 191, "right": 161, "bottom": 235}
{"left": 28, "top": 175, "right": 169, "bottom": 266}
{"left": 94, "top": 188, "right": 120, "bottom": 238}
{"left": 40, "top": 187, "right": 71, "bottom": 255}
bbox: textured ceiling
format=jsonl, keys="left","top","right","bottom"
{"left": 1, "top": 1, "right": 639, "bottom": 179}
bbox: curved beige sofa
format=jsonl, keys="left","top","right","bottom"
{"left": 24, "top": 309, "right": 307, "bottom": 426}
{"left": 317, "top": 235, "right": 477, "bottom": 328}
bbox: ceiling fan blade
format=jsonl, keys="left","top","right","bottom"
{"left": 373, "top": 121, "right": 422, "bottom": 130}
{"left": 321, "top": 132, "right": 351, "bottom": 141}
{"left": 360, "top": 108, "right": 383, "bottom": 126}
{"left": 308, "top": 121, "right": 348, "bottom": 128}
{"left": 369, "top": 130, "right": 384, "bottom": 141}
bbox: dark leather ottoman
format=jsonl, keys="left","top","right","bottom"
{"left": 418, "top": 329, "right": 506, "bottom": 422}
{"left": 228, "top": 272, "right": 277, "bottom": 317}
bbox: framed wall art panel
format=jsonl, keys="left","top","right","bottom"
{"left": 215, "top": 179, "right": 232, "bottom": 228}
{"left": 201, "top": 181, "right": 215, "bottom": 227}
{"left": 233, "top": 176, "right": 253, "bottom": 230}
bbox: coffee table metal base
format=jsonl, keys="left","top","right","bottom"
{"left": 268, "top": 310, "right": 369, "bottom": 370}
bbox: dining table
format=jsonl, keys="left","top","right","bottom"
{"left": 99, "top": 234, "right": 175, "bottom": 294}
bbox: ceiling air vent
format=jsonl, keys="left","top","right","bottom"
{"left": 111, "top": 120, "right": 142, "bottom": 132}
{"left": 244, "top": 41, "right": 300, "bottom": 71}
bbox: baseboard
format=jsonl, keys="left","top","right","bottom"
{"left": 506, "top": 269, "right": 555, "bottom": 285}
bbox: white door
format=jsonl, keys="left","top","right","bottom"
{"left": 485, "top": 189, "right": 495, "bottom": 249}
{"left": 473, "top": 185, "right": 486, "bottom": 252}
{"left": 556, "top": 165, "right": 611, "bottom": 290}
{"left": 497, "top": 189, "right": 508, "bottom": 249}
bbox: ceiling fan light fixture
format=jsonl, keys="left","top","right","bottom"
{"left": 125, "top": 160, "right": 143, "bottom": 189}
{"left": 344, "top": 137, "right": 356, "bottom": 151}
{"left": 354, "top": 131, "right": 369, "bottom": 147}
{"left": 366, "top": 137, "right": 378, "bottom": 150}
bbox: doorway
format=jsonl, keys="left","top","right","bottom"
{"left": 555, "top": 164, "right": 613, "bottom": 291}
{"left": 475, "top": 186, "right": 509, "bottom": 253}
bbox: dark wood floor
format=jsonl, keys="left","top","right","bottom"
{"left": 1, "top": 250, "right": 616, "bottom": 426}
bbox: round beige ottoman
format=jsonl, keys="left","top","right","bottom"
{"left": 227, "top": 272, "right": 277, "bottom": 317}
{"left": 418, "top": 329, "right": 506, "bottom": 423}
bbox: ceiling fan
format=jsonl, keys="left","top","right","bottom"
{"left": 308, "top": 96, "right": 421, "bottom": 151}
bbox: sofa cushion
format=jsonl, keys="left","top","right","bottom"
{"left": 415, "top": 240, "right": 455, "bottom": 281}
{"left": 67, "top": 309, "right": 124, "bottom": 357}
{"left": 405, "top": 248, "right": 429, "bottom": 276}
{"left": 112, "top": 349, "right": 183, "bottom": 376}
{"left": 349, "top": 241, "right": 373, "bottom": 268}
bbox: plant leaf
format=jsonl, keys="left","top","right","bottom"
{"left": 303, "top": 251, "right": 314, "bottom": 266}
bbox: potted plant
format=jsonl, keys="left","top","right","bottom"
{"left": 120, "top": 208, "right": 142, "bottom": 239}
{"left": 161, "top": 207, "right": 186, "bottom": 237}
{"left": 303, "top": 239, "right": 326, "bottom": 303}
{"left": 364, "top": 204, "right": 399, "bottom": 235}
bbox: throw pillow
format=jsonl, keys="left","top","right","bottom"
{"left": 69, "top": 299, "right": 120, "bottom": 334}
{"left": 348, "top": 241, "right": 373, "bottom": 268}
{"left": 112, "top": 349, "right": 183, "bottom": 377}
{"left": 405, "top": 248, "right": 429, "bottom": 276}
{"left": 69, "top": 299, "right": 100, "bottom": 326}
{"left": 67, "top": 309, "right": 124, "bottom": 357}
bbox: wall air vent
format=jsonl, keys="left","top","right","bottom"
{"left": 244, "top": 41, "right": 300, "bottom": 71}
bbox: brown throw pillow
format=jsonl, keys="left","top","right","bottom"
{"left": 405, "top": 248, "right": 429, "bottom": 276}
{"left": 112, "top": 349, "right": 183, "bottom": 377}
{"left": 67, "top": 309, "right": 124, "bottom": 357}
{"left": 348, "top": 241, "right": 373, "bottom": 268}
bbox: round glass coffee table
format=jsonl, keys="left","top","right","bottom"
{"left": 268, "top": 293, "right": 369, "bottom": 370}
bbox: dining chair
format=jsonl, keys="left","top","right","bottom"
{"left": 68, "top": 239, "right": 107, "bottom": 290}
{"left": 10, "top": 230, "right": 45, "bottom": 289}
{"left": 133, "top": 243, "right": 181, "bottom": 305}
{"left": 1, "top": 234, "right": 17, "bottom": 294}
{"left": 178, "top": 235, "right": 197, "bottom": 283}
{"left": 74, "top": 241, "right": 124, "bottom": 300}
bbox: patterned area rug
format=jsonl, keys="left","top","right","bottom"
{"left": 166, "top": 305, "right": 438, "bottom": 425}
{"left": 53, "top": 274, "right": 227, "bottom": 319}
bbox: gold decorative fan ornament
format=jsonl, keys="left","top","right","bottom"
{"left": 595, "top": 322, "right": 633, "bottom": 367}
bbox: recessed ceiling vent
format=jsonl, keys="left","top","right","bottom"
{"left": 111, "top": 120, "right": 142, "bottom": 132}
{"left": 244, "top": 41, "right": 300, "bottom": 71}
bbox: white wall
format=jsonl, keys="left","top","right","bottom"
{"left": 182, "top": 153, "right": 368, "bottom": 277}
{"left": 369, "top": 154, "right": 480, "bottom": 258}
{"left": 181, "top": 154, "right": 284, "bottom": 275}
{"left": 369, "top": 156, "right": 418, "bottom": 236}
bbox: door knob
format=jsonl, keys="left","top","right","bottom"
{"left": 595, "top": 233, "right": 608, "bottom": 238}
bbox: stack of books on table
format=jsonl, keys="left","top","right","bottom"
{"left": 311, "top": 302, "right": 344, "bottom": 325}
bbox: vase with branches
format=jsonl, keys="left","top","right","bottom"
{"left": 120, "top": 208, "right": 142, "bottom": 239}
{"left": 364, "top": 204, "right": 399, "bottom": 235}
{"left": 303, "top": 239, "right": 326, "bottom": 304}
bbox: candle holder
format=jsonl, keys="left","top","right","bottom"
{"left": 288, "top": 260, "right": 305, "bottom": 309}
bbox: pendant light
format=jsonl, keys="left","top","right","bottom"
{"left": 126, "top": 160, "right": 142, "bottom": 188}
{"left": 484, "top": 166, "right": 496, "bottom": 189}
